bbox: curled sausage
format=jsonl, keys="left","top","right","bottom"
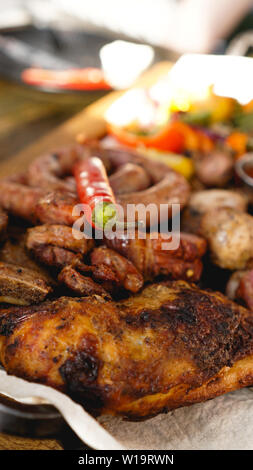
{"left": 82, "top": 145, "right": 191, "bottom": 224}
{"left": 109, "top": 162, "right": 151, "bottom": 194}
{"left": 0, "top": 180, "right": 45, "bottom": 223}
{"left": 0, "top": 144, "right": 190, "bottom": 227}
{"left": 27, "top": 144, "right": 84, "bottom": 192}
{"left": 27, "top": 144, "right": 190, "bottom": 226}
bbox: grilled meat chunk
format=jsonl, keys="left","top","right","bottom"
{"left": 0, "top": 228, "right": 56, "bottom": 286}
{"left": 91, "top": 246, "right": 144, "bottom": 293}
{"left": 26, "top": 224, "right": 94, "bottom": 271}
{"left": 0, "top": 262, "right": 52, "bottom": 305}
{"left": 27, "top": 224, "right": 94, "bottom": 255}
{"left": 27, "top": 225, "right": 143, "bottom": 294}
{"left": 58, "top": 266, "right": 111, "bottom": 298}
{"left": 0, "top": 281, "right": 252, "bottom": 419}
{"left": 105, "top": 232, "right": 206, "bottom": 282}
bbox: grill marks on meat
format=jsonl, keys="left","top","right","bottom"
{"left": 0, "top": 281, "right": 251, "bottom": 419}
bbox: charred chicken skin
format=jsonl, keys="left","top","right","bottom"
{"left": 0, "top": 281, "right": 252, "bottom": 419}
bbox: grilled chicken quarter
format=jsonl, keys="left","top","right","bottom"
{"left": 0, "top": 281, "right": 253, "bottom": 419}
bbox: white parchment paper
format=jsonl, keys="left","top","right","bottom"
{"left": 1, "top": 369, "right": 253, "bottom": 450}
{"left": 100, "top": 389, "right": 253, "bottom": 449}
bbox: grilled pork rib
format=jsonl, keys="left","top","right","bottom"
{"left": 0, "top": 281, "right": 253, "bottom": 419}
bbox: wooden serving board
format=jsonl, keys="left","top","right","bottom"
{"left": 0, "top": 61, "right": 171, "bottom": 450}
{"left": 0, "top": 62, "right": 170, "bottom": 178}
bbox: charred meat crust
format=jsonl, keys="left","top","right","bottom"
{"left": 59, "top": 334, "right": 104, "bottom": 413}
{"left": 0, "top": 262, "right": 52, "bottom": 305}
{"left": 0, "top": 281, "right": 251, "bottom": 418}
{"left": 121, "top": 285, "right": 240, "bottom": 374}
{"left": 58, "top": 266, "right": 111, "bottom": 298}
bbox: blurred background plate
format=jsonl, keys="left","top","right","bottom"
{"left": 0, "top": 26, "right": 169, "bottom": 99}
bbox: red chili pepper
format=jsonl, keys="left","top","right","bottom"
{"left": 21, "top": 67, "right": 111, "bottom": 91}
{"left": 74, "top": 157, "right": 117, "bottom": 230}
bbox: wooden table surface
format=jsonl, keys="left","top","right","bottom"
{"left": 0, "top": 63, "right": 170, "bottom": 450}
{"left": 0, "top": 79, "right": 108, "bottom": 164}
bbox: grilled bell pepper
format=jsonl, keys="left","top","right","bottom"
{"left": 137, "top": 148, "right": 194, "bottom": 180}
{"left": 107, "top": 121, "right": 186, "bottom": 153}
